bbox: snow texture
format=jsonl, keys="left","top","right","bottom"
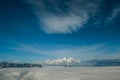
{"left": 0, "top": 66, "right": 120, "bottom": 80}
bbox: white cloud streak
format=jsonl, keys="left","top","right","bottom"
{"left": 108, "top": 6, "right": 120, "bottom": 22}
{"left": 41, "top": 14, "right": 87, "bottom": 33}
{"left": 11, "top": 43, "right": 120, "bottom": 60}
{"left": 24, "top": 0, "right": 100, "bottom": 34}
{"left": 23, "top": 0, "right": 120, "bottom": 33}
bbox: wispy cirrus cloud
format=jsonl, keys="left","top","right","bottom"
{"left": 107, "top": 7, "right": 120, "bottom": 23}
{"left": 10, "top": 43, "right": 120, "bottom": 60}
{"left": 24, "top": 0, "right": 120, "bottom": 34}
{"left": 24, "top": 0, "right": 101, "bottom": 34}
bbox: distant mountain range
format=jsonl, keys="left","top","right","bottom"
{"left": 81, "top": 58, "right": 120, "bottom": 67}
{"left": 1, "top": 58, "right": 120, "bottom": 68}
{"left": 0, "top": 62, "right": 42, "bottom": 68}
{"left": 43, "top": 58, "right": 120, "bottom": 67}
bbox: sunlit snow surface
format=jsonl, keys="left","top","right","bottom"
{"left": 0, "top": 66, "right": 120, "bottom": 80}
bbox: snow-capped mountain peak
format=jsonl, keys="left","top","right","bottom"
{"left": 44, "top": 57, "right": 80, "bottom": 66}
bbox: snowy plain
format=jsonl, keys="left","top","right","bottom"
{"left": 0, "top": 66, "right": 120, "bottom": 80}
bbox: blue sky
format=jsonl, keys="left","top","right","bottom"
{"left": 0, "top": 0, "right": 120, "bottom": 62}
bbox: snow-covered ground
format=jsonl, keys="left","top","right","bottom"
{"left": 0, "top": 66, "right": 120, "bottom": 80}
